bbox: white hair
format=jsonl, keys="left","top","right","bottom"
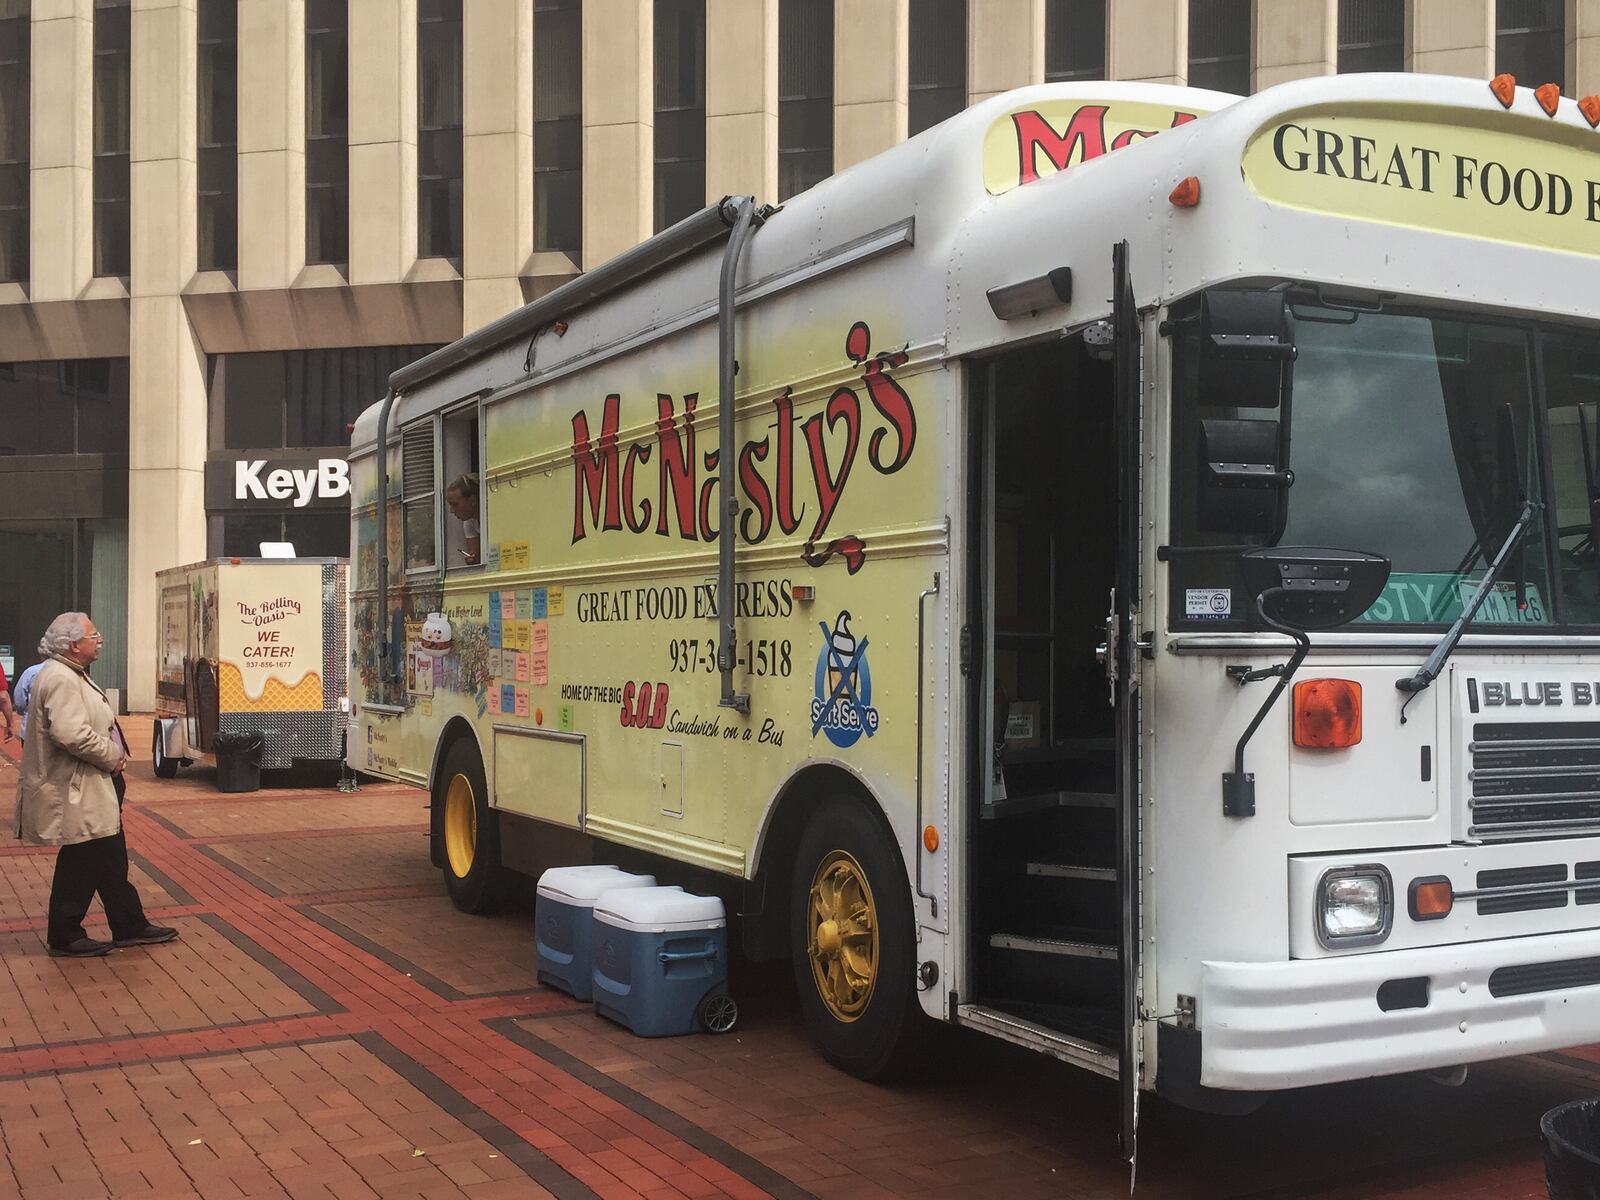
{"left": 39, "top": 612, "right": 91, "bottom": 658}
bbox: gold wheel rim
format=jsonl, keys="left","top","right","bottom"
{"left": 444, "top": 773, "right": 477, "bottom": 879}
{"left": 806, "top": 849, "right": 879, "bottom": 1022}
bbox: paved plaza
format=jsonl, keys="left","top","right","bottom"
{"left": 0, "top": 735, "right": 1590, "bottom": 1199}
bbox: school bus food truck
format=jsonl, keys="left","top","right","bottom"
{"left": 156, "top": 557, "right": 349, "bottom": 790}
{"left": 347, "top": 72, "right": 1600, "bottom": 1155}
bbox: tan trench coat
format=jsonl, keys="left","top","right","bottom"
{"left": 14, "top": 656, "right": 123, "bottom": 847}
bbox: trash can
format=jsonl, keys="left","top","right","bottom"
{"left": 213, "top": 731, "right": 264, "bottom": 794}
{"left": 1543, "top": 1096, "right": 1600, "bottom": 1199}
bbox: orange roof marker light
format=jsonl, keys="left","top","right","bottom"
{"left": 1536, "top": 83, "right": 1562, "bottom": 116}
{"left": 1581, "top": 95, "right": 1600, "bottom": 127}
{"left": 1490, "top": 73, "right": 1517, "bottom": 108}
{"left": 1169, "top": 175, "right": 1202, "bottom": 208}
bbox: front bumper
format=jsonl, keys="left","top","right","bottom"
{"left": 1200, "top": 927, "right": 1600, "bottom": 1090}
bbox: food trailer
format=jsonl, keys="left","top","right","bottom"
{"left": 154, "top": 557, "right": 349, "bottom": 790}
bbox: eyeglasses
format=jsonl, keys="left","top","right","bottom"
{"left": 77, "top": 633, "right": 104, "bottom": 644}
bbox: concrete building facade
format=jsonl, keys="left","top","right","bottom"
{"left": 0, "top": 0, "right": 1591, "bottom": 708}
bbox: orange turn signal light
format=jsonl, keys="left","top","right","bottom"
{"left": 922, "top": 824, "right": 940, "bottom": 853}
{"left": 1490, "top": 73, "right": 1517, "bottom": 108}
{"left": 1169, "top": 176, "right": 1202, "bottom": 208}
{"left": 1580, "top": 95, "right": 1600, "bottom": 127}
{"left": 1292, "top": 678, "right": 1362, "bottom": 749}
{"left": 1408, "top": 877, "right": 1453, "bottom": 921}
{"left": 1536, "top": 83, "right": 1562, "bottom": 116}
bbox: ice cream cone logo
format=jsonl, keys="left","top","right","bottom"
{"left": 812, "top": 610, "right": 879, "bottom": 749}
{"left": 825, "top": 612, "right": 855, "bottom": 697}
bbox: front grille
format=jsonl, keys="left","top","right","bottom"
{"left": 1476, "top": 864, "right": 1568, "bottom": 914}
{"left": 1469, "top": 722, "right": 1600, "bottom": 841}
{"left": 1488, "top": 956, "right": 1600, "bottom": 998}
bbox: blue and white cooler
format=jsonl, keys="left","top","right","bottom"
{"left": 591, "top": 886, "right": 738, "bottom": 1037}
{"left": 535, "top": 865, "right": 656, "bottom": 1000}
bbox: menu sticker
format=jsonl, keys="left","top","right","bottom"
{"left": 485, "top": 543, "right": 501, "bottom": 571}
{"left": 501, "top": 683, "right": 516, "bottom": 712}
{"left": 548, "top": 586, "right": 564, "bottom": 616}
{"left": 500, "top": 591, "right": 516, "bottom": 620}
{"left": 487, "top": 607, "right": 502, "bottom": 647}
{"left": 515, "top": 652, "right": 530, "bottom": 683}
{"left": 532, "top": 587, "right": 549, "bottom": 619}
{"left": 501, "top": 541, "right": 530, "bottom": 572}
{"left": 514, "top": 686, "right": 530, "bottom": 717}
{"left": 487, "top": 687, "right": 502, "bottom": 715}
{"left": 558, "top": 704, "right": 574, "bottom": 732}
{"left": 515, "top": 590, "right": 532, "bottom": 620}
{"left": 532, "top": 650, "right": 549, "bottom": 686}
{"left": 532, "top": 620, "right": 549, "bottom": 653}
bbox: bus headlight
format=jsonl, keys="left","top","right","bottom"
{"left": 1316, "top": 866, "right": 1393, "bottom": 948}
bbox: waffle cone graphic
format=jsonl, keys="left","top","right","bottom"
{"left": 826, "top": 612, "right": 856, "bottom": 700}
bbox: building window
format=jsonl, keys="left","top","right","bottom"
{"left": 197, "top": 1, "right": 237, "bottom": 272}
{"left": 0, "top": 358, "right": 130, "bottom": 457}
{"left": 209, "top": 344, "right": 443, "bottom": 453}
{"left": 1498, "top": 0, "right": 1564, "bottom": 91}
{"left": 1337, "top": 0, "right": 1402, "bottom": 73}
{"left": 1188, "top": 0, "right": 1251, "bottom": 94}
{"left": 909, "top": 0, "right": 965, "bottom": 135}
{"left": 306, "top": 0, "right": 348, "bottom": 266}
{"left": 1044, "top": 0, "right": 1106, "bottom": 82}
{"left": 93, "top": 0, "right": 130, "bottom": 278}
{"left": 0, "top": 2, "right": 27, "bottom": 286}
{"left": 220, "top": 511, "right": 348, "bottom": 558}
{"left": 654, "top": 0, "right": 705, "bottom": 232}
{"left": 418, "top": 0, "right": 463, "bottom": 261}
{"left": 778, "top": 0, "right": 831, "bottom": 202}
{"left": 534, "top": 0, "right": 583, "bottom": 258}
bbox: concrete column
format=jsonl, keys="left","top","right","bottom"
{"left": 1407, "top": 0, "right": 1494, "bottom": 78}
{"left": 705, "top": 0, "right": 777, "bottom": 204}
{"left": 1109, "top": 0, "right": 1187, "bottom": 84}
{"left": 1253, "top": 0, "right": 1335, "bottom": 90}
{"left": 128, "top": 0, "right": 205, "bottom": 711}
{"left": 834, "top": 0, "right": 908, "bottom": 170}
{"left": 1569, "top": 0, "right": 1600, "bottom": 97}
{"left": 582, "top": 0, "right": 650, "bottom": 268}
{"left": 463, "top": 0, "right": 532, "bottom": 332}
{"left": 236, "top": 0, "right": 305, "bottom": 290}
{"left": 30, "top": 0, "right": 94, "bottom": 300}
{"left": 348, "top": 0, "right": 417, "bottom": 283}
{"left": 968, "top": 0, "right": 1043, "bottom": 105}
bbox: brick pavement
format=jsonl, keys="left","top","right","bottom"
{"left": 0, "top": 728, "right": 1595, "bottom": 1197}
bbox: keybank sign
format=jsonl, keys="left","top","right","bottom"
{"left": 205, "top": 454, "right": 352, "bottom": 512}
{"left": 235, "top": 458, "right": 349, "bottom": 506}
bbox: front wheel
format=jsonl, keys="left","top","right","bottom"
{"left": 789, "top": 797, "right": 922, "bottom": 1079}
{"left": 435, "top": 738, "right": 509, "bottom": 914}
{"left": 152, "top": 721, "right": 179, "bottom": 779}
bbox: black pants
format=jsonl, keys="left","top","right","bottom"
{"left": 47, "top": 827, "right": 148, "bottom": 948}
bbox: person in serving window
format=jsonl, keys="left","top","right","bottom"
{"left": 445, "top": 473, "right": 481, "bottom": 565}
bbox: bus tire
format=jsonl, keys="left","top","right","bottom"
{"left": 789, "top": 796, "right": 921, "bottom": 1079}
{"left": 152, "top": 722, "right": 179, "bottom": 779}
{"left": 436, "top": 738, "right": 507, "bottom": 914}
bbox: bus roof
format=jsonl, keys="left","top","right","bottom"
{"left": 355, "top": 71, "right": 1600, "bottom": 451}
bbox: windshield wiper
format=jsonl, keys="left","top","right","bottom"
{"left": 1397, "top": 498, "right": 1542, "bottom": 699}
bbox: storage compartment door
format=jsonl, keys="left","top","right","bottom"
{"left": 494, "top": 726, "right": 584, "bottom": 828}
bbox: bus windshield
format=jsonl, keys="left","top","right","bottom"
{"left": 1170, "top": 296, "right": 1600, "bottom": 630}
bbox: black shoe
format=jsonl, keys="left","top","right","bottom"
{"left": 112, "top": 925, "right": 179, "bottom": 948}
{"left": 49, "top": 937, "right": 112, "bottom": 958}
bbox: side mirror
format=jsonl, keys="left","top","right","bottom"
{"left": 1240, "top": 547, "right": 1392, "bottom": 631}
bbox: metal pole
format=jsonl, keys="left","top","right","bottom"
{"left": 717, "top": 197, "right": 757, "bottom": 714}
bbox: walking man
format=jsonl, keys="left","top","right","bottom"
{"left": 15, "top": 613, "right": 178, "bottom": 957}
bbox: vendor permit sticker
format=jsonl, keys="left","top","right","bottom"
{"left": 1186, "top": 588, "right": 1232, "bottom": 621}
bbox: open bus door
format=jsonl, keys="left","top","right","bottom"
{"left": 1110, "top": 240, "right": 1143, "bottom": 1168}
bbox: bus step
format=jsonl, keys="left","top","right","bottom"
{"left": 980, "top": 790, "right": 1116, "bottom": 819}
{"left": 989, "top": 931, "right": 1118, "bottom": 960}
{"left": 1026, "top": 861, "right": 1116, "bottom": 882}
{"left": 956, "top": 1004, "right": 1118, "bottom": 1078}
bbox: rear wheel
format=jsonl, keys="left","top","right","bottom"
{"left": 152, "top": 722, "right": 179, "bottom": 779}
{"left": 435, "top": 738, "right": 508, "bottom": 914}
{"left": 789, "top": 797, "right": 922, "bottom": 1078}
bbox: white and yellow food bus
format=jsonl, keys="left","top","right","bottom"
{"left": 347, "top": 72, "right": 1600, "bottom": 1156}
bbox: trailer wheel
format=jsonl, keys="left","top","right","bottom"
{"left": 789, "top": 796, "right": 921, "bottom": 1079}
{"left": 436, "top": 738, "right": 507, "bottom": 914}
{"left": 152, "top": 722, "right": 179, "bottom": 779}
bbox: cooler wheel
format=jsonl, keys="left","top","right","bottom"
{"left": 698, "top": 992, "right": 738, "bottom": 1034}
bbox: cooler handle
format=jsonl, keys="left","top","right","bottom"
{"left": 657, "top": 946, "right": 719, "bottom": 964}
